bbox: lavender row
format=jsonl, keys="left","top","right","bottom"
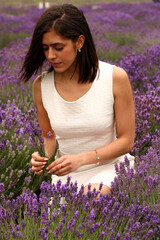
{"left": 0, "top": 169, "right": 159, "bottom": 239}
{"left": 1, "top": 3, "right": 160, "bottom": 54}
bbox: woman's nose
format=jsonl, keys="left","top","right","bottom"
{"left": 48, "top": 48, "right": 56, "bottom": 60}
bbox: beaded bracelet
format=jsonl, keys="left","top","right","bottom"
{"left": 94, "top": 149, "right": 100, "bottom": 166}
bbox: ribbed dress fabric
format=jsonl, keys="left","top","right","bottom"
{"left": 41, "top": 61, "right": 134, "bottom": 190}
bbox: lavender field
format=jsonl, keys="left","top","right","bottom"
{"left": 0, "top": 2, "right": 160, "bottom": 239}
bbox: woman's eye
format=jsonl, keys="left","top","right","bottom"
{"left": 43, "top": 48, "right": 48, "bottom": 51}
{"left": 55, "top": 47, "right": 63, "bottom": 51}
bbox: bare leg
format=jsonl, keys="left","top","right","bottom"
{"left": 83, "top": 183, "right": 111, "bottom": 197}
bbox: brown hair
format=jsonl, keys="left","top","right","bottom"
{"left": 20, "top": 4, "right": 99, "bottom": 84}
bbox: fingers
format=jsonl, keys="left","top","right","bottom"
{"left": 46, "top": 157, "right": 63, "bottom": 171}
{"left": 48, "top": 164, "right": 69, "bottom": 176}
{"left": 32, "top": 163, "right": 46, "bottom": 173}
{"left": 47, "top": 161, "right": 63, "bottom": 173}
{"left": 31, "top": 158, "right": 47, "bottom": 167}
{"left": 34, "top": 169, "right": 43, "bottom": 175}
{"left": 47, "top": 157, "right": 71, "bottom": 176}
{"left": 31, "top": 152, "right": 48, "bottom": 162}
{"left": 31, "top": 152, "right": 48, "bottom": 175}
{"left": 31, "top": 154, "right": 74, "bottom": 177}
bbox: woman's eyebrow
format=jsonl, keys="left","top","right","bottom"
{"left": 42, "top": 42, "right": 64, "bottom": 46}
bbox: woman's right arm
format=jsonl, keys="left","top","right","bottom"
{"left": 31, "top": 75, "right": 57, "bottom": 175}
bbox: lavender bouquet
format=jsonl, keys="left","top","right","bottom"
{"left": 26, "top": 131, "right": 59, "bottom": 196}
{"left": 37, "top": 135, "right": 59, "bottom": 178}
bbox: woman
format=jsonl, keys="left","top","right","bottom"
{"left": 20, "top": 4, "right": 135, "bottom": 195}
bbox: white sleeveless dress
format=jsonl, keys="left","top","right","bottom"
{"left": 41, "top": 61, "right": 134, "bottom": 190}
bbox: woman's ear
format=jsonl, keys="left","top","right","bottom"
{"left": 76, "top": 35, "right": 85, "bottom": 51}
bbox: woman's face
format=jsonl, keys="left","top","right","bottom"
{"left": 42, "top": 30, "right": 78, "bottom": 75}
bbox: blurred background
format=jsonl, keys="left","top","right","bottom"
{"left": 0, "top": 0, "right": 154, "bottom": 8}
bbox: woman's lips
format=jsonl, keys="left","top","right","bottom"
{"left": 52, "top": 62, "right": 61, "bottom": 67}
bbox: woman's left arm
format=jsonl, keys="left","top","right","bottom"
{"left": 80, "top": 66, "right": 135, "bottom": 165}
{"left": 47, "top": 66, "right": 135, "bottom": 175}
{"left": 113, "top": 66, "right": 135, "bottom": 152}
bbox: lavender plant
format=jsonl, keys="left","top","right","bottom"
{"left": 0, "top": 100, "right": 58, "bottom": 198}
{"left": 0, "top": 174, "right": 159, "bottom": 239}
{"left": 37, "top": 135, "right": 59, "bottom": 178}
{"left": 0, "top": 6, "right": 43, "bottom": 48}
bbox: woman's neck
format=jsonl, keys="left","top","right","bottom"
{"left": 54, "top": 68, "right": 80, "bottom": 84}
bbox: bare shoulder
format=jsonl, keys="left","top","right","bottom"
{"left": 113, "top": 66, "right": 130, "bottom": 85}
{"left": 33, "top": 75, "right": 41, "bottom": 92}
{"left": 32, "top": 75, "right": 42, "bottom": 106}
{"left": 113, "top": 66, "right": 132, "bottom": 98}
{"left": 32, "top": 75, "right": 55, "bottom": 136}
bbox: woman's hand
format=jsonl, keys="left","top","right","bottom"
{"left": 31, "top": 152, "right": 48, "bottom": 175}
{"left": 46, "top": 154, "right": 82, "bottom": 176}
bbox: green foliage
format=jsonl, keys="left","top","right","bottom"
{"left": 0, "top": 0, "right": 152, "bottom": 8}
{"left": 0, "top": 32, "right": 30, "bottom": 49}
{"left": 98, "top": 48, "right": 126, "bottom": 62}
{"left": 149, "top": 114, "right": 160, "bottom": 135}
{"left": 107, "top": 32, "right": 137, "bottom": 47}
